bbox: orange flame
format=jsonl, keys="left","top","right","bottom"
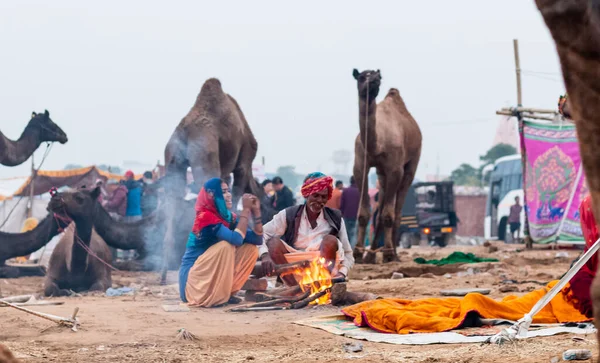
{"left": 293, "top": 257, "right": 333, "bottom": 305}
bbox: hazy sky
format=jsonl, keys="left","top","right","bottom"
{"left": 0, "top": 1, "right": 565, "bottom": 181}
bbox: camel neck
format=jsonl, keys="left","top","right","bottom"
{"left": 92, "top": 203, "right": 146, "bottom": 250}
{"left": 0, "top": 214, "right": 65, "bottom": 262}
{"left": 70, "top": 216, "right": 93, "bottom": 273}
{"left": 358, "top": 97, "right": 377, "bottom": 155}
{"left": 0, "top": 124, "right": 43, "bottom": 167}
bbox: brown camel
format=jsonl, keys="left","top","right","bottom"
{"left": 0, "top": 344, "right": 20, "bottom": 363}
{"left": 160, "top": 78, "right": 261, "bottom": 283}
{"left": 351, "top": 69, "right": 422, "bottom": 263}
{"left": 44, "top": 187, "right": 112, "bottom": 296}
{"left": 535, "top": 0, "right": 600, "bottom": 357}
{"left": 0, "top": 110, "right": 68, "bottom": 167}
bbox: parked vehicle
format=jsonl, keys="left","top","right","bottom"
{"left": 398, "top": 181, "right": 457, "bottom": 248}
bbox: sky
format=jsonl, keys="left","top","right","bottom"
{"left": 0, "top": 1, "right": 566, "bottom": 182}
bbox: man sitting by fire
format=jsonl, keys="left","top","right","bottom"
{"left": 259, "top": 172, "right": 354, "bottom": 285}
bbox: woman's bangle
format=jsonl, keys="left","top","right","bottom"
{"left": 238, "top": 215, "right": 249, "bottom": 221}
{"left": 254, "top": 216, "right": 262, "bottom": 222}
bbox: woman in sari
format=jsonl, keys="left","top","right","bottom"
{"left": 179, "top": 178, "right": 262, "bottom": 307}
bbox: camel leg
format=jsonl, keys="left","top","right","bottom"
{"left": 352, "top": 155, "right": 371, "bottom": 264}
{"left": 43, "top": 279, "right": 70, "bottom": 297}
{"left": 393, "top": 159, "right": 420, "bottom": 249}
{"left": 161, "top": 166, "right": 187, "bottom": 285}
{"left": 380, "top": 170, "right": 401, "bottom": 263}
{"left": 534, "top": 1, "right": 600, "bottom": 358}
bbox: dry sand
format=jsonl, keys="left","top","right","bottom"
{"left": 0, "top": 242, "right": 596, "bottom": 362}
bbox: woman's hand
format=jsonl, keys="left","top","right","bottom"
{"left": 241, "top": 194, "right": 254, "bottom": 210}
{"left": 251, "top": 196, "right": 261, "bottom": 216}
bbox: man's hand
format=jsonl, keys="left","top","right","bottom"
{"left": 261, "top": 254, "right": 276, "bottom": 277}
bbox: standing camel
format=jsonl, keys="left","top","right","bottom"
{"left": 535, "top": 0, "right": 600, "bottom": 357}
{"left": 0, "top": 110, "right": 68, "bottom": 167}
{"left": 351, "top": 69, "right": 422, "bottom": 263}
{"left": 161, "top": 78, "right": 261, "bottom": 284}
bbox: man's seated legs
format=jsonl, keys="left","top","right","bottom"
{"left": 320, "top": 235, "right": 339, "bottom": 273}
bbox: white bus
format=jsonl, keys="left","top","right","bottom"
{"left": 484, "top": 154, "right": 524, "bottom": 241}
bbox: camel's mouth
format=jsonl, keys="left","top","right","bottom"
{"left": 47, "top": 198, "right": 66, "bottom": 214}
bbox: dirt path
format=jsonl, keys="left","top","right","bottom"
{"left": 0, "top": 243, "right": 596, "bottom": 362}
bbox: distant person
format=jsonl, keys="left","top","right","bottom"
{"left": 326, "top": 180, "right": 343, "bottom": 210}
{"left": 102, "top": 179, "right": 128, "bottom": 220}
{"left": 340, "top": 176, "right": 360, "bottom": 249}
{"left": 123, "top": 170, "right": 143, "bottom": 223}
{"left": 508, "top": 196, "right": 523, "bottom": 243}
{"left": 141, "top": 171, "right": 158, "bottom": 217}
{"left": 272, "top": 176, "right": 296, "bottom": 211}
{"left": 94, "top": 179, "right": 108, "bottom": 203}
{"left": 261, "top": 179, "right": 276, "bottom": 224}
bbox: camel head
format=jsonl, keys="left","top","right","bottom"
{"left": 47, "top": 186, "right": 100, "bottom": 222}
{"left": 29, "top": 110, "right": 68, "bottom": 144}
{"left": 353, "top": 69, "right": 381, "bottom": 100}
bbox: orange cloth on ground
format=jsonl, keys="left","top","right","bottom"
{"left": 326, "top": 189, "right": 342, "bottom": 210}
{"left": 185, "top": 241, "right": 258, "bottom": 307}
{"left": 342, "top": 281, "right": 590, "bottom": 334}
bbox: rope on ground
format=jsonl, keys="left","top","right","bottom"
{"left": 489, "top": 236, "right": 600, "bottom": 345}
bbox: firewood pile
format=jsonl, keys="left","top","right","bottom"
{"left": 232, "top": 260, "right": 379, "bottom": 312}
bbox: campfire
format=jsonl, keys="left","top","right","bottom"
{"left": 291, "top": 257, "right": 333, "bottom": 306}
{"left": 231, "top": 257, "right": 378, "bottom": 312}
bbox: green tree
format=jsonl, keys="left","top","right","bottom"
{"left": 449, "top": 163, "right": 480, "bottom": 186}
{"left": 479, "top": 143, "right": 517, "bottom": 167}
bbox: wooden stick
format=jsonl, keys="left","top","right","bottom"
{"left": 0, "top": 300, "right": 78, "bottom": 330}
{"left": 230, "top": 306, "right": 288, "bottom": 312}
{"left": 291, "top": 288, "right": 331, "bottom": 309}
{"left": 496, "top": 110, "right": 557, "bottom": 121}
{"left": 274, "top": 260, "right": 311, "bottom": 275}
{"left": 229, "top": 290, "right": 311, "bottom": 311}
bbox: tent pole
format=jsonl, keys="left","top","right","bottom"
{"left": 27, "top": 155, "right": 35, "bottom": 218}
{"left": 553, "top": 165, "right": 583, "bottom": 246}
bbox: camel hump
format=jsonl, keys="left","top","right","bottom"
{"left": 385, "top": 88, "right": 408, "bottom": 109}
{"left": 386, "top": 88, "right": 400, "bottom": 97}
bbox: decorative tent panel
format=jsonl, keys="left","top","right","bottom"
{"left": 521, "top": 121, "right": 586, "bottom": 243}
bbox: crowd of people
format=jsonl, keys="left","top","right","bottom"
{"left": 96, "top": 170, "right": 159, "bottom": 259}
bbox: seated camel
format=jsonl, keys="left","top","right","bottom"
{"left": 44, "top": 187, "right": 112, "bottom": 296}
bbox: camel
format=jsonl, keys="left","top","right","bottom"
{"left": 0, "top": 110, "right": 68, "bottom": 167}
{"left": 0, "top": 344, "right": 20, "bottom": 363}
{"left": 351, "top": 69, "right": 422, "bottom": 263}
{"left": 161, "top": 78, "right": 262, "bottom": 283}
{"left": 535, "top": 0, "right": 600, "bottom": 357}
{"left": 0, "top": 213, "right": 70, "bottom": 278}
{"left": 44, "top": 187, "right": 112, "bottom": 296}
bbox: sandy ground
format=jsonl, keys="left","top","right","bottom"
{"left": 0, "top": 242, "right": 597, "bottom": 363}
